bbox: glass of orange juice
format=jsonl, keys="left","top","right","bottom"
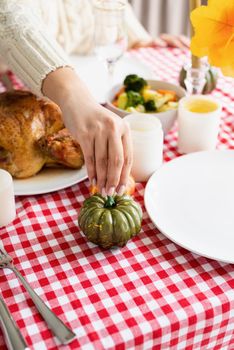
{"left": 178, "top": 95, "right": 222, "bottom": 154}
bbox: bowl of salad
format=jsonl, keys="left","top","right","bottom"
{"left": 106, "top": 74, "right": 186, "bottom": 134}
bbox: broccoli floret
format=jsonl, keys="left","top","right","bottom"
{"left": 144, "top": 99, "right": 157, "bottom": 112}
{"left": 124, "top": 74, "right": 147, "bottom": 92}
{"left": 126, "top": 91, "right": 144, "bottom": 107}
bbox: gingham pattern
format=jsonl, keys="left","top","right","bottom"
{"left": 0, "top": 48, "right": 234, "bottom": 350}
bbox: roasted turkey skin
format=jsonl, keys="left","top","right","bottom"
{"left": 0, "top": 90, "right": 84, "bottom": 178}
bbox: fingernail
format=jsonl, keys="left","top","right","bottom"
{"left": 102, "top": 188, "right": 107, "bottom": 197}
{"left": 107, "top": 187, "right": 115, "bottom": 196}
{"left": 91, "top": 178, "right": 96, "bottom": 186}
{"left": 117, "top": 185, "right": 126, "bottom": 196}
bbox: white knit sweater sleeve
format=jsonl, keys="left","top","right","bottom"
{"left": 0, "top": 0, "right": 71, "bottom": 96}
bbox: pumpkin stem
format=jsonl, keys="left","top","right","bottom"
{"left": 105, "top": 196, "right": 115, "bottom": 208}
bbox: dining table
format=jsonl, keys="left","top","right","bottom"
{"left": 0, "top": 47, "right": 234, "bottom": 350}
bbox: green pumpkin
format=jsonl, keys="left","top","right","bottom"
{"left": 78, "top": 194, "right": 142, "bottom": 249}
{"left": 179, "top": 66, "right": 218, "bottom": 94}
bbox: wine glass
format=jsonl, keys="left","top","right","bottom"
{"left": 184, "top": 60, "right": 209, "bottom": 95}
{"left": 93, "top": 0, "right": 128, "bottom": 84}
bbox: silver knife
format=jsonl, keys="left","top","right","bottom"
{"left": 0, "top": 297, "right": 28, "bottom": 350}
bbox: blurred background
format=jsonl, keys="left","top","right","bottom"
{"left": 129, "top": 0, "right": 207, "bottom": 37}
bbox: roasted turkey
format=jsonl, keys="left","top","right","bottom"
{"left": 0, "top": 90, "right": 84, "bottom": 178}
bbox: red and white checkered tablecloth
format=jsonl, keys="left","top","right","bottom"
{"left": 1, "top": 48, "right": 234, "bottom": 350}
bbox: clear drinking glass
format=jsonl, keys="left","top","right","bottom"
{"left": 184, "top": 60, "right": 209, "bottom": 95}
{"left": 93, "top": 0, "right": 128, "bottom": 82}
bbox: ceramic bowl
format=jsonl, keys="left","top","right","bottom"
{"left": 106, "top": 80, "right": 186, "bottom": 134}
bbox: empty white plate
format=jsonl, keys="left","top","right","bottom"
{"left": 144, "top": 150, "right": 234, "bottom": 263}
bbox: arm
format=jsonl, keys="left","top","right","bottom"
{"left": 43, "top": 68, "right": 132, "bottom": 196}
{"left": 125, "top": 3, "right": 152, "bottom": 48}
{"left": 0, "top": 0, "right": 69, "bottom": 95}
{"left": 0, "top": 0, "right": 132, "bottom": 195}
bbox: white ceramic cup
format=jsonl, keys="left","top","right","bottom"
{"left": 124, "top": 113, "right": 164, "bottom": 182}
{"left": 178, "top": 95, "right": 222, "bottom": 154}
{"left": 0, "top": 169, "right": 16, "bottom": 228}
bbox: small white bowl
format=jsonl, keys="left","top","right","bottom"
{"left": 106, "top": 80, "right": 186, "bottom": 134}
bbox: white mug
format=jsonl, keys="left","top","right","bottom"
{"left": 178, "top": 95, "right": 222, "bottom": 154}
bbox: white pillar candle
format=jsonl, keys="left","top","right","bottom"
{"left": 178, "top": 95, "right": 222, "bottom": 154}
{"left": 124, "top": 114, "right": 164, "bottom": 182}
{"left": 0, "top": 169, "right": 16, "bottom": 228}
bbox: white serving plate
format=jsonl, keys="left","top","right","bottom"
{"left": 14, "top": 166, "right": 87, "bottom": 196}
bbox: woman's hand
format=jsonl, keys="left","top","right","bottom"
{"left": 62, "top": 101, "right": 133, "bottom": 197}
{"left": 159, "top": 34, "right": 190, "bottom": 48}
{"left": 132, "top": 34, "right": 190, "bottom": 49}
{"left": 42, "top": 67, "right": 133, "bottom": 196}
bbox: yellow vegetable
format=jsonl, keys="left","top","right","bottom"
{"left": 142, "top": 88, "right": 161, "bottom": 102}
{"left": 126, "top": 106, "right": 137, "bottom": 113}
{"left": 135, "top": 104, "right": 146, "bottom": 113}
{"left": 117, "top": 92, "right": 128, "bottom": 110}
{"left": 158, "top": 101, "right": 178, "bottom": 112}
{"left": 155, "top": 95, "right": 170, "bottom": 109}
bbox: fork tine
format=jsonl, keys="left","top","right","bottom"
{"left": 0, "top": 245, "right": 9, "bottom": 256}
{"left": 0, "top": 244, "right": 12, "bottom": 258}
{"left": 0, "top": 245, "right": 13, "bottom": 266}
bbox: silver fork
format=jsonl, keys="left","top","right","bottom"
{"left": 0, "top": 296, "right": 28, "bottom": 350}
{"left": 0, "top": 246, "right": 76, "bottom": 345}
{"left": 1, "top": 73, "right": 13, "bottom": 91}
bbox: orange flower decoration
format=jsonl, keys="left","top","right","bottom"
{"left": 190, "top": 0, "right": 234, "bottom": 77}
